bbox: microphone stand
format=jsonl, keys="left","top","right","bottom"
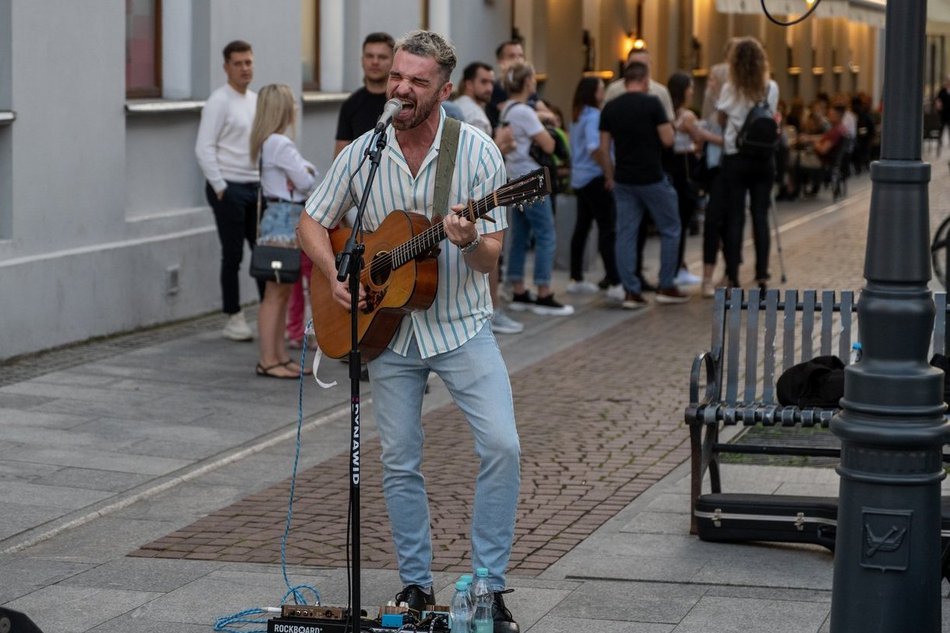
{"left": 336, "top": 126, "right": 388, "bottom": 633}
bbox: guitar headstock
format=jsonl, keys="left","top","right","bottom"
{"left": 496, "top": 167, "right": 552, "bottom": 210}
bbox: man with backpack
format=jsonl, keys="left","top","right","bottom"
{"left": 716, "top": 36, "right": 779, "bottom": 291}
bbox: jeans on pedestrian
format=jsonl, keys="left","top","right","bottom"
{"left": 612, "top": 179, "right": 681, "bottom": 294}
{"left": 572, "top": 176, "right": 619, "bottom": 285}
{"left": 505, "top": 196, "right": 556, "bottom": 287}
{"left": 368, "top": 325, "right": 521, "bottom": 591}
{"left": 205, "top": 181, "right": 265, "bottom": 314}
{"left": 721, "top": 154, "right": 774, "bottom": 283}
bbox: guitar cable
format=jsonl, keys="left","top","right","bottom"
{"left": 213, "top": 329, "right": 323, "bottom": 632}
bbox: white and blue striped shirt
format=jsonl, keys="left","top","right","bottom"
{"left": 305, "top": 111, "right": 508, "bottom": 359}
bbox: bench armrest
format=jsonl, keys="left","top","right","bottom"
{"left": 689, "top": 350, "right": 719, "bottom": 406}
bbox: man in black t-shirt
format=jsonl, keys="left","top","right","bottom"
{"left": 334, "top": 32, "right": 394, "bottom": 157}
{"left": 598, "top": 61, "right": 689, "bottom": 308}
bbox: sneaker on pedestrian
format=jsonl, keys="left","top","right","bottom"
{"left": 655, "top": 286, "right": 691, "bottom": 304}
{"left": 492, "top": 310, "right": 525, "bottom": 334}
{"left": 622, "top": 292, "right": 648, "bottom": 310}
{"left": 605, "top": 284, "right": 625, "bottom": 302}
{"left": 701, "top": 279, "right": 716, "bottom": 299}
{"left": 508, "top": 290, "right": 535, "bottom": 312}
{"left": 531, "top": 294, "right": 574, "bottom": 316}
{"left": 674, "top": 267, "right": 701, "bottom": 286}
{"left": 566, "top": 279, "right": 599, "bottom": 294}
{"left": 492, "top": 589, "right": 520, "bottom": 633}
{"left": 222, "top": 310, "right": 253, "bottom": 341}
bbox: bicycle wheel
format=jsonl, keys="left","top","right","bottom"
{"left": 931, "top": 214, "right": 950, "bottom": 288}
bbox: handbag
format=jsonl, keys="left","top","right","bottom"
{"left": 249, "top": 155, "right": 302, "bottom": 284}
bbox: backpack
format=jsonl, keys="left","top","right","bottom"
{"left": 736, "top": 98, "right": 779, "bottom": 158}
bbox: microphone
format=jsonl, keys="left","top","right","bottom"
{"left": 374, "top": 98, "right": 403, "bottom": 133}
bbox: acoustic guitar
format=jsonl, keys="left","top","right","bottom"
{"left": 310, "top": 167, "right": 551, "bottom": 360}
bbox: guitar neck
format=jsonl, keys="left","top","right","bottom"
{"left": 391, "top": 193, "right": 497, "bottom": 268}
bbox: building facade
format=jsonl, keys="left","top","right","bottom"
{"left": 2, "top": 0, "right": 945, "bottom": 360}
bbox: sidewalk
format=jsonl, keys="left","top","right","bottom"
{"left": 2, "top": 171, "right": 949, "bottom": 632}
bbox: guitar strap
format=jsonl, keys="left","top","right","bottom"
{"left": 433, "top": 116, "right": 461, "bottom": 219}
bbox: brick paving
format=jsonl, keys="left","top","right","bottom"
{"left": 130, "top": 176, "right": 948, "bottom": 575}
{"left": 131, "top": 293, "right": 711, "bottom": 574}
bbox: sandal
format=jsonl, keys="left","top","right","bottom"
{"left": 255, "top": 362, "right": 300, "bottom": 380}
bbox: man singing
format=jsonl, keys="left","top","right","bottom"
{"left": 297, "top": 30, "right": 521, "bottom": 633}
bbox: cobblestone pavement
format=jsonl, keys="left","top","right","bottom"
{"left": 129, "top": 178, "right": 897, "bottom": 575}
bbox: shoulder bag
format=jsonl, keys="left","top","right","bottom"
{"left": 249, "top": 153, "right": 302, "bottom": 284}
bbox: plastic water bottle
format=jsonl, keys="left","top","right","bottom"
{"left": 472, "top": 567, "right": 494, "bottom": 633}
{"left": 449, "top": 580, "right": 473, "bottom": 633}
{"left": 850, "top": 341, "right": 863, "bottom": 364}
{"left": 460, "top": 574, "right": 474, "bottom": 610}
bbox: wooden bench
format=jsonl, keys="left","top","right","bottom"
{"left": 685, "top": 287, "right": 950, "bottom": 559}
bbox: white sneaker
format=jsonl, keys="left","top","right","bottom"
{"left": 222, "top": 310, "right": 253, "bottom": 341}
{"left": 605, "top": 284, "right": 625, "bottom": 302}
{"left": 566, "top": 279, "right": 600, "bottom": 294}
{"left": 531, "top": 294, "right": 575, "bottom": 316}
{"left": 491, "top": 310, "right": 525, "bottom": 334}
{"left": 674, "top": 268, "right": 702, "bottom": 286}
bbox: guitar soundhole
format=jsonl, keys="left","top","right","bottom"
{"left": 369, "top": 251, "right": 392, "bottom": 286}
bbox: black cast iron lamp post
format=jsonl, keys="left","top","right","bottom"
{"left": 829, "top": 0, "right": 949, "bottom": 631}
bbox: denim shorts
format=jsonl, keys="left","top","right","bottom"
{"left": 259, "top": 201, "right": 303, "bottom": 246}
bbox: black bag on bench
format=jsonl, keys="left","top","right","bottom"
{"left": 776, "top": 355, "right": 845, "bottom": 408}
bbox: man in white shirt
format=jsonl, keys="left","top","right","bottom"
{"left": 195, "top": 39, "right": 261, "bottom": 341}
{"left": 454, "top": 61, "right": 494, "bottom": 136}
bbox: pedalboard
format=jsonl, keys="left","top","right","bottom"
{"left": 268, "top": 603, "right": 451, "bottom": 633}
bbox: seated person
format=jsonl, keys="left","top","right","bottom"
{"left": 795, "top": 103, "right": 849, "bottom": 196}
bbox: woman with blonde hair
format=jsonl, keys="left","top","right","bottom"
{"left": 716, "top": 36, "right": 778, "bottom": 291}
{"left": 249, "top": 83, "right": 317, "bottom": 378}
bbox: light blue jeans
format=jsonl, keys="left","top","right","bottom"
{"left": 368, "top": 325, "right": 521, "bottom": 591}
{"left": 612, "top": 179, "right": 681, "bottom": 294}
{"left": 505, "top": 196, "right": 556, "bottom": 287}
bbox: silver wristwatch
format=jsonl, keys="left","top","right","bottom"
{"left": 459, "top": 234, "right": 481, "bottom": 254}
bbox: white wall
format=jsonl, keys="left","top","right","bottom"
{"left": 0, "top": 0, "right": 512, "bottom": 361}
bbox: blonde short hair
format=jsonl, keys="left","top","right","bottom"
{"left": 503, "top": 62, "right": 535, "bottom": 95}
{"left": 395, "top": 30, "right": 457, "bottom": 84}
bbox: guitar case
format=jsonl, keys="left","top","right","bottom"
{"left": 695, "top": 493, "right": 838, "bottom": 550}
{"left": 694, "top": 493, "right": 950, "bottom": 581}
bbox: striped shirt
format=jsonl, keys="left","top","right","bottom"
{"left": 305, "top": 109, "right": 509, "bottom": 359}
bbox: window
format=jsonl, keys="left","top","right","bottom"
{"left": 302, "top": 0, "right": 320, "bottom": 90}
{"left": 126, "top": 0, "right": 162, "bottom": 98}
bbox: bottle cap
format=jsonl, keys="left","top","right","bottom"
{"left": 456, "top": 580, "right": 468, "bottom": 591}
{"left": 476, "top": 567, "right": 489, "bottom": 577}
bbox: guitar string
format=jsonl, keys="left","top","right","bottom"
{"left": 360, "top": 175, "right": 538, "bottom": 281}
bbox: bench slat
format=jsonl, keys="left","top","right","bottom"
{"left": 820, "top": 290, "right": 835, "bottom": 356}
{"left": 744, "top": 288, "right": 761, "bottom": 404}
{"left": 783, "top": 289, "right": 798, "bottom": 371}
{"left": 726, "top": 289, "right": 742, "bottom": 404}
{"left": 839, "top": 291, "right": 854, "bottom": 361}
{"left": 762, "top": 290, "right": 780, "bottom": 404}
{"left": 801, "top": 290, "right": 816, "bottom": 363}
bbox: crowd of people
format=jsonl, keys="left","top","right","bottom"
{"left": 193, "top": 29, "right": 879, "bottom": 633}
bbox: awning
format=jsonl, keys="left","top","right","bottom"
{"left": 715, "top": 0, "right": 885, "bottom": 27}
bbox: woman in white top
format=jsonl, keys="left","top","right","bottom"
{"left": 499, "top": 62, "right": 573, "bottom": 316}
{"left": 249, "top": 84, "right": 317, "bottom": 379}
{"left": 716, "top": 37, "right": 779, "bottom": 291}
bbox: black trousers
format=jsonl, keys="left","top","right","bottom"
{"left": 721, "top": 154, "right": 774, "bottom": 284}
{"left": 205, "top": 181, "right": 266, "bottom": 315}
{"left": 571, "top": 176, "right": 620, "bottom": 285}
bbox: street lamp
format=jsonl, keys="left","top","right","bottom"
{"left": 829, "top": 0, "right": 949, "bottom": 631}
